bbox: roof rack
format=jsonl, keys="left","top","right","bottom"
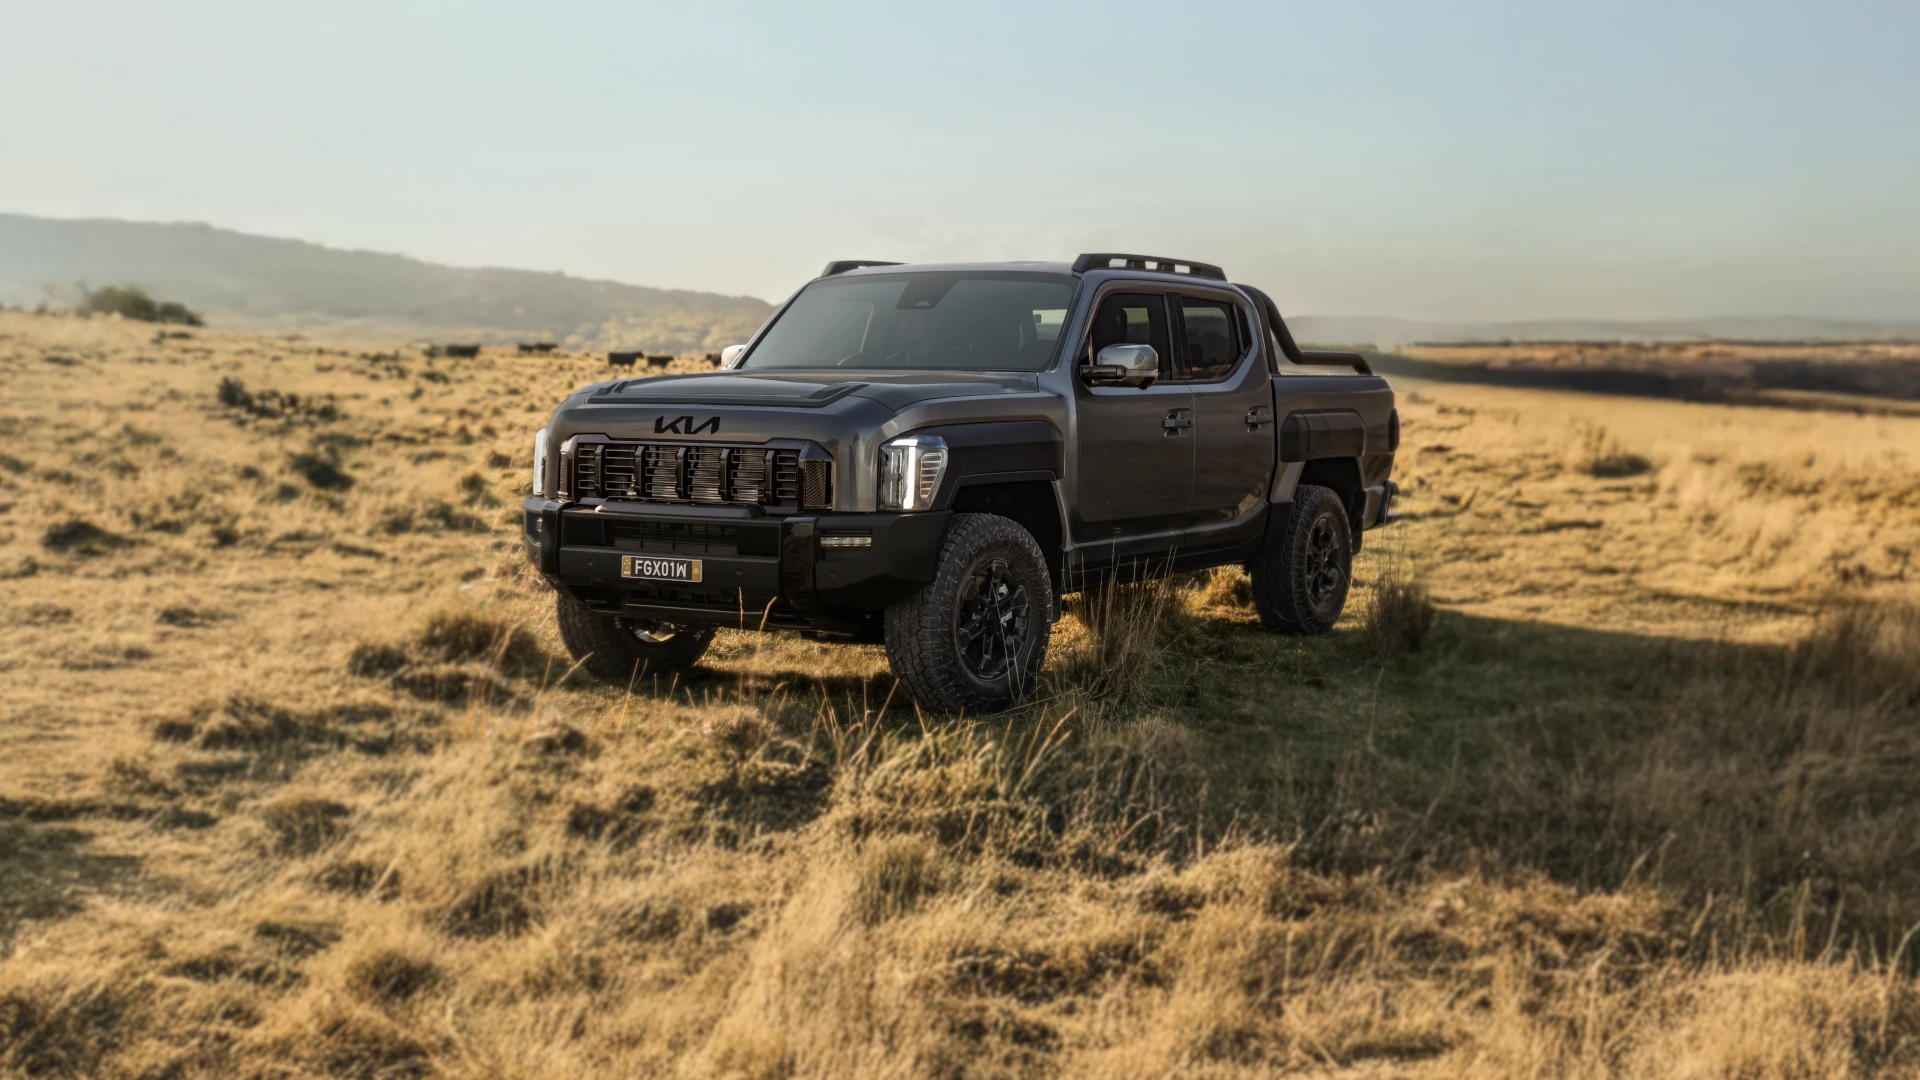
{"left": 1070, "top": 253, "right": 1226, "bottom": 280}
{"left": 821, "top": 260, "right": 903, "bottom": 277}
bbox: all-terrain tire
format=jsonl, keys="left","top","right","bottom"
{"left": 884, "top": 513, "right": 1055, "bottom": 714}
{"left": 1248, "top": 484, "right": 1353, "bottom": 635}
{"left": 555, "top": 594, "right": 715, "bottom": 684}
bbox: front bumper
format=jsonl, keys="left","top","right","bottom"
{"left": 522, "top": 497, "right": 951, "bottom": 634}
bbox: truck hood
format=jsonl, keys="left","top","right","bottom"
{"left": 583, "top": 370, "right": 1041, "bottom": 411}
{"left": 546, "top": 369, "right": 1062, "bottom": 514}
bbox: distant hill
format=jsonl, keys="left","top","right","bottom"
{"left": 8, "top": 213, "right": 1915, "bottom": 351}
{"left": 0, "top": 213, "right": 775, "bottom": 353}
{"left": 1288, "top": 314, "right": 1920, "bottom": 349}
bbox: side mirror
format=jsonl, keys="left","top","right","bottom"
{"left": 719, "top": 344, "right": 749, "bottom": 369}
{"left": 1082, "top": 343, "right": 1158, "bottom": 389}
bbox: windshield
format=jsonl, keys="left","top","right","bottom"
{"left": 740, "top": 271, "right": 1076, "bottom": 372}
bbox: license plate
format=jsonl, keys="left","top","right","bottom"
{"left": 620, "top": 555, "right": 703, "bottom": 583}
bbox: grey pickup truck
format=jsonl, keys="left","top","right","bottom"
{"left": 523, "top": 254, "right": 1398, "bottom": 712}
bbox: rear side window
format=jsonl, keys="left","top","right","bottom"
{"left": 1087, "top": 292, "right": 1173, "bottom": 379}
{"left": 1175, "top": 297, "right": 1244, "bottom": 381}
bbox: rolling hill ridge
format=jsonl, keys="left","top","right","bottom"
{"left": 0, "top": 213, "right": 775, "bottom": 353}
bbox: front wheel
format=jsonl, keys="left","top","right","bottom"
{"left": 556, "top": 595, "right": 715, "bottom": 684}
{"left": 1248, "top": 484, "right": 1353, "bottom": 635}
{"left": 884, "top": 513, "right": 1054, "bottom": 714}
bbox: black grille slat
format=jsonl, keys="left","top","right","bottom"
{"left": 643, "top": 445, "right": 683, "bottom": 501}
{"left": 688, "top": 447, "right": 728, "bottom": 504}
{"left": 773, "top": 451, "right": 800, "bottom": 505}
{"left": 572, "top": 442, "right": 822, "bottom": 510}
{"left": 575, "top": 445, "right": 601, "bottom": 498}
{"left": 729, "top": 449, "right": 770, "bottom": 504}
{"left": 601, "top": 444, "right": 639, "bottom": 498}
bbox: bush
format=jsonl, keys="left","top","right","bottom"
{"left": 77, "top": 285, "right": 202, "bottom": 326}
{"left": 287, "top": 451, "right": 353, "bottom": 492}
{"left": 1366, "top": 578, "right": 1437, "bottom": 653}
{"left": 1579, "top": 425, "right": 1654, "bottom": 479}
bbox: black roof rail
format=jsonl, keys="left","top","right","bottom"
{"left": 821, "top": 260, "right": 903, "bottom": 277}
{"left": 1070, "top": 252, "right": 1227, "bottom": 280}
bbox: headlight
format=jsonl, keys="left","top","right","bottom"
{"left": 878, "top": 434, "right": 947, "bottom": 511}
{"left": 532, "top": 428, "right": 549, "bottom": 497}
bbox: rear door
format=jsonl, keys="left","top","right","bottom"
{"left": 1070, "top": 290, "right": 1195, "bottom": 542}
{"left": 1174, "top": 290, "right": 1276, "bottom": 534}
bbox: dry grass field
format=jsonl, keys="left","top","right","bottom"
{"left": 2, "top": 311, "right": 1919, "bottom": 1079}
{"left": 1389, "top": 340, "right": 1920, "bottom": 416}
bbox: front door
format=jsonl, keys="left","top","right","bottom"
{"left": 1071, "top": 290, "right": 1194, "bottom": 546}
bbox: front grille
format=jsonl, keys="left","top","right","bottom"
{"left": 572, "top": 441, "right": 825, "bottom": 509}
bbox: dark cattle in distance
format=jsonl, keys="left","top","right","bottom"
{"left": 517, "top": 342, "right": 557, "bottom": 354}
{"left": 646, "top": 354, "right": 674, "bottom": 368}
{"left": 607, "top": 351, "right": 641, "bottom": 368}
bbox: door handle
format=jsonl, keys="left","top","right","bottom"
{"left": 1162, "top": 410, "right": 1193, "bottom": 432}
{"left": 1245, "top": 405, "right": 1274, "bottom": 428}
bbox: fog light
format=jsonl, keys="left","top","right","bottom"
{"left": 819, "top": 533, "right": 872, "bottom": 549}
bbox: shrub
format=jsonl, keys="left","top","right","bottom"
{"left": 217, "top": 376, "right": 251, "bottom": 409}
{"left": 42, "top": 519, "right": 126, "bottom": 555}
{"left": 288, "top": 451, "right": 353, "bottom": 492}
{"left": 218, "top": 378, "right": 341, "bottom": 424}
{"left": 77, "top": 285, "right": 202, "bottom": 326}
{"left": 1580, "top": 425, "right": 1654, "bottom": 478}
{"left": 1366, "top": 578, "right": 1438, "bottom": 653}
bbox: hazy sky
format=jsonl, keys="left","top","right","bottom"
{"left": 6, "top": 1, "right": 1917, "bottom": 320}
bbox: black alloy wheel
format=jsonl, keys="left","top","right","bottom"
{"left": 954, "top": 557, "right": 1032, "bottom": 683}
{"left": 1305, "top": 516, "right": 1346, "bottom": 608}
{"left": 1247, "top": 483, "right": 1354, "bottom": 635}
{"left": 885, "top": 513, "right": 1055, "bottom": 713}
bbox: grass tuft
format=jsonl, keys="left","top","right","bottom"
{"left": 259, "top": 797, "right": 352, "bottom": 855}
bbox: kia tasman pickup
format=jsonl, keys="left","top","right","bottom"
{"left": 524, "top": 254, "right": 1399, "bottom": 712}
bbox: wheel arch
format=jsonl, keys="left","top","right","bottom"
{"left": 1295, "top": 457, "right": 1366, "bottom": 550}
{"left": 949, "top": 478, "right": 1066, "bottom": 607}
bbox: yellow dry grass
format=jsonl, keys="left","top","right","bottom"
{"left": 2, "top": 311, "right": 1918, "bottom": 1079}
{"left": 1404, "top": 339, "right": 1920, "bottom": 370}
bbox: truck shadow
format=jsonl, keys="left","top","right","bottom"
{"left": 660, "top": 602, "right": 1919, "bottom": 940}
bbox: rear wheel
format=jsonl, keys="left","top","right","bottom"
{"left": 556, "top": 594, "right": 715, "bottom": 684}
{"left": 1248, "top": 484, "right": 1353, "bottom": 635}
{"left": 884, "top": 513, "right": 1054, "bottom": 713}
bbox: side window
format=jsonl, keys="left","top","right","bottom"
{"left": 1174, "top": 296, "right": 1244, "bottom": 381}
{"left": 1087, "top": 291, "right": 1173, "bottom": 379}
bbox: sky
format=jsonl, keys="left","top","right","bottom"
{"left": 4, "top": 0, "right": 1918, "bottom": 321}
